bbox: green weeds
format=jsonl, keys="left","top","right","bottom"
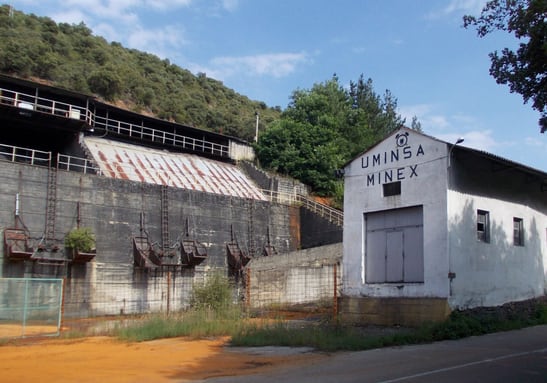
{"left": 112, "top": 280, "right": 547, "bottom": 351}
{"left": 231, "top": 301, "right": 547, "bottom": 352}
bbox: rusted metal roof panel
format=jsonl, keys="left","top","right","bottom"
{"left": 83, "top": 137, "right": 266, "bottom": 200}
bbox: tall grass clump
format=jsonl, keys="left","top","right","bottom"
{"left": 116, "top": 273, "right": 246, "bottom": 342}
{"left": 190, "top": 272, "right": 234, "bottom": 314}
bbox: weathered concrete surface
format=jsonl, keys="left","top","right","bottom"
{"left": 247, "top": 243, "right": 342, "bottom": 308}
{"left": 338, "top": 296, "right": 451, "bottom": 326}
{"left": 0, "top": 160, "right": 295, "bottom": 317}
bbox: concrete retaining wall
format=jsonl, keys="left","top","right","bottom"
{"left": 246, "top": 243, "right": 342, "bottom": 308}
{"left": 0, "top": 161, "right": 297, "bottom": 317}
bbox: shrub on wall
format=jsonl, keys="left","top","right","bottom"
{"left": 64, "top": 227, "right": 95, "bottom": 253}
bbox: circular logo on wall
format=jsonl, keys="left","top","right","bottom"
{"left": 396, "top": 132, "right": 409, "bottom": 147}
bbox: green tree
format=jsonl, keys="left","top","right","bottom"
{"left": 256, "top": 119, "right": 344, "bottom": 195}
{"left": 348, "top": 75, "right": 405, "bottom": 157}
{"left": 87, "top": 66, "right": 123, "bottom": 101}
{"left": 464, "top": 0, "right": 547, "bottom": 133}
{"left": 256, "top": 75, "right": 408, "bottom": 196}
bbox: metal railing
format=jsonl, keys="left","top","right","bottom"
{"left": 0, "top": 143, "right": 51, "bottom": 166}
{"left": 0, "top": 143, "right": 99, "bottom": 175}
{"left": 0, "top": 87, "right": 230, "bottom": 158}
{"left": 91, "top": 114, "right": 229, "bottom": 158}
{"left": 57, "top": 154, "right": 100, "bottom": 175}
{"left": 0, "top": 87, "right": 90, "bottom": 123}
{"left": 261, "top": 189, "right": 343, "bottom": 226}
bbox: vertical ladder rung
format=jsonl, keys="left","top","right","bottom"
{"left": 45, "top": 166, "right": 57, "bottom": 243}
{"left": 161, "top": 186, "right": 169, "bottom": 251}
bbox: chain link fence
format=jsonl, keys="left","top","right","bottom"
{"left": 0, "top": 278, "right": 63, "bottom": 339}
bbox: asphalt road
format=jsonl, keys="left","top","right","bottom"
{"left": 203, "top": 325, "right": 547, "bottom": 383}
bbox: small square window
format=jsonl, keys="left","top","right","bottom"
{"left": 477, "top": 210, "right": 490, "bottom": 243}
{"left": 383, "top": 181, "right": 401, "bottom": 197}
{"left": 513, "top": 217, "right": 524, "bottom": 246}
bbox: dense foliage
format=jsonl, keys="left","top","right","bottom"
{"left": 256, "top": 75, "right": 417, "bottom": 197}
{"left": 464, "top": 0, "right": 547, "bottom": 133}
{"left": 0, "top": 5, "right": 281, "bottom": 140}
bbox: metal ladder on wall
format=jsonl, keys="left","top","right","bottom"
{"left": 44, "top": 164, "right": 58, "bottom": 245}
{"left": 247, "top": 199, "right": 255, "bottom": 258}
{"left": 160, "top": 185, "right": 170, "bottom": 255}
{"left": 34, "top": 163, "right": 66, "bottom": 266}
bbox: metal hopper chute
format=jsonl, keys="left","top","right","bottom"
{"left": 180, "top": 218, "right": 207, "bottom": 267}
{"left": 132, "top": 213, "right": 161, "bottom": 269}
{"left": 226, "top": 225, "right": 251, "bottom": 273}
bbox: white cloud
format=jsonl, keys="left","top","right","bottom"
{"left": 47, "top": 0, "right": 191, "bottom": 57}
{"left": 444, "top": 0, "right": 486, "bottom": 15}
{"left": 92, "top": 22, "right": 120, "bottom": 41}
{"left": 126, "top": 25, "right": 188, "bottom": 57}
{"left": 399, "top": 104, "right": 451, "bottom": 130}
{"left": 400, "top": 102, "right": 543, "bottom": 164}
{"left": 399, "top": 103, "right": 507, "bottom": 153}
{"left": 426, "top": 0, "right": 486, "bottom": 19}
{"left": 206, "top": 52, "right": 310, "bottom": 79}
{"left": 49, "top": 9, "right": 90, "bottom": 25}
{"left": 145, "top": 0, "right": 194, "bottom": 11}
{"left": 438, "top": 129, "right": 499, "bottom": 152}
{"left": 525, "top": 136, "right": 547, "bottom": 149}
{"left": 58, "top": 0, "right": 139, "bottom": 23}
{"left": 220, "top": 0, "right": 239, "bottom": 12}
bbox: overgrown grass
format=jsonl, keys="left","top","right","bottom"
{"left": 115, "top": 272, "right": 247, "bottom": 342}
{"left": 231, "top": 301, "right": 547, "bottom": 352}
{"left": 113, "top": 276, "right": 547, "bottom": 352}
{"left": 115, "top": 307, "right": 247, "bottom": 342}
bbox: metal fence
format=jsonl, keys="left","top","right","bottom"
{"left": 260, "top": 189, "right": 343, "bottom": 226}
{"left": 0, "top": 278, "right": 64, "bottom": 339}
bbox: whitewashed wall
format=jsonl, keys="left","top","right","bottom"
{"left": 343, "top": 128, "right": 450, "bottom": 299}
{"left": 447, "top": 191, "right": 547, "bottom": 309}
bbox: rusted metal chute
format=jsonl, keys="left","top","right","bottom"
{"left": 180, "top": 218, "right": 207, "bottom": 267}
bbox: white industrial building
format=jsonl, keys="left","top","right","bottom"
{"left": 340, "top": 127, "right": 547, "bottom": 325}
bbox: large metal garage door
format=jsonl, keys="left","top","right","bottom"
{"left": 365, "top": 206, "right": 424, "bottom": 283}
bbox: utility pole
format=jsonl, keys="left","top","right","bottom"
{"left": 254, "top": 112, "right": 259, "bottom": 142}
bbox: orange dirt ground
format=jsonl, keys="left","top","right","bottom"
{"left": 0, "top": 335, "right": 325, "bottom": 382}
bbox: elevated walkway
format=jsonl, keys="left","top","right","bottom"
{"left": 0, "top": 83, "right": 230, "bottom": 159}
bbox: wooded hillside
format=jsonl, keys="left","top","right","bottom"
{"left": 0, "top": 4, "right": 281, "bottom": 141}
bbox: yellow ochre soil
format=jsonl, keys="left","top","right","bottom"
{"left": 0, "top": 335, "right": 325, "bottom": 382}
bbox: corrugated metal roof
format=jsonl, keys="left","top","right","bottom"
{"left": 83, "top": 137, "right": 266, "bottom": 200}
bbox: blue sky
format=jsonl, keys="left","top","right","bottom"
{"left": 9, "top": 0, "right": 546, "bottom": 171}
